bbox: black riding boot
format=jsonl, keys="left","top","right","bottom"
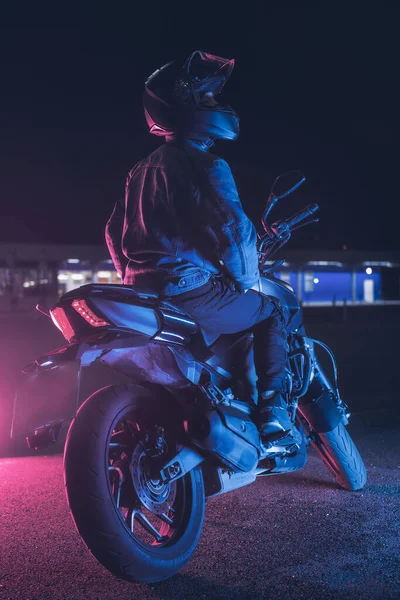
{"left": 255, "top": 391, "right": 293, "bottom": 442}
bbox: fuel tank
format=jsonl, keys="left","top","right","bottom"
{"left": 255, "top": 276, "right": 302, "bottom": 332}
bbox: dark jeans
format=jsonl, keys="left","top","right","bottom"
{"left": 166, "top": 276, "right": 288, "bottom": 400}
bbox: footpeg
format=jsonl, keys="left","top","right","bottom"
{"left": 261, "top": 426, "right": 302, "bottom": 456}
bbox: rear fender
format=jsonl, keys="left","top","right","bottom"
{"left": 11, "top": 333, "right": 195, "bottom": 449}
{"left": 21, "top": 342, "right": 80, "bottom": 375}
{"left": 11, "top": 335, "right": 141, "bottom": 444}
{"left": 11, "top": 343, "right": 82, "bottom": 443}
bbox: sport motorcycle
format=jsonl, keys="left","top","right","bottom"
{"left": 11, "top": 170, "right": 367, "bottom": 583}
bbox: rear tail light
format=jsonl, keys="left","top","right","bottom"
{"left": 50, "top": 306, "right": 76, "bottom": 341}
{"left": 72, "top": 299, "right": 110, "bottom": 327}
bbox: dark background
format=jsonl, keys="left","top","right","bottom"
{"left": 0, "top": 4, "right": 397, "bottom": 250}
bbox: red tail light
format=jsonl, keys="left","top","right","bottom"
{"left": 50, "top": 307, "right": 76, "bottom": 341}
{"left": 72, "top": 299, "right": 109, "bottom": 327}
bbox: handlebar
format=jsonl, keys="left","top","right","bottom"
{"left": 258, "top": 201, "right": 320, "bottom": 264}
{"left": 284, "top": 203, "right": 319, "bottom": 229}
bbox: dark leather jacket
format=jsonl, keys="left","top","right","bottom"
{"left": 105, "top": 139, "right": 260, "bottom": 296}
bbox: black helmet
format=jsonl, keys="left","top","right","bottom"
{"left": 143, "top": 51, "right": 239, "bottom": 144}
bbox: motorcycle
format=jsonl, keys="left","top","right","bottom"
{"left": 11, "top": 171, "right": 367, "bottom": 584}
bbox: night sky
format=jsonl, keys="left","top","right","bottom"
{"left": 0, "top": 5, "right": 397, "bottom": 251}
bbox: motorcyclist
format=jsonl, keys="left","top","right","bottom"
{"left": 106, "top": 50, "right": 293, "bottom": 442}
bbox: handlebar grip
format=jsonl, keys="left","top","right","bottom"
{"left": 284, "top": 203, "right": 319, "bottom": 229}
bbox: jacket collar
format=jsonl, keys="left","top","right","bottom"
{"left": 165, "top": 135, "right": 213, "bottom": 152}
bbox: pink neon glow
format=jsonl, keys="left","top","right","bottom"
{"left": 203, "top": 52, "right": 235, "bottom": 71}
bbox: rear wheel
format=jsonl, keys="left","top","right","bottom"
{"left": 64, "top": 384, "right": 205, "bottom": 583}
{"left": 310, "top": 421, "right": 367, "bottom": 491}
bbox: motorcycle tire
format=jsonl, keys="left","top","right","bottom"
{"left": 64, "top": 383, "right": 205, "bottom": 583}
{"left": 311, "top": 420, "right": 367, "bottom": 491}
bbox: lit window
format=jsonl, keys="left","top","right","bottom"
{"left": 304, "top": 271, "right": 314, "bottom": 292}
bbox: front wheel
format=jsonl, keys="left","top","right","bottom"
{"left": 310, "top": 421, "right": 367, "bottom": 491}
{"left": 64, "top": 384, "right": 205, "bottom": 583}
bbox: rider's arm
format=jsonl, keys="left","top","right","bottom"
{"left": 203, "top": 158, "right": 260, "bottom": 292}
{"left": 105, "top": 198, "right": 129, "bottom": 281}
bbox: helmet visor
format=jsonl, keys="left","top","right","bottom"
{"left": 183, "top": 51, "right": 235, "bottom": 100}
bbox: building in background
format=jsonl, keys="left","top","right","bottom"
{"left": 1, "top": 242, "right": 400, "bottom": 311}
{"left": 273, "top": 250, "right": 392, "bottom": 305}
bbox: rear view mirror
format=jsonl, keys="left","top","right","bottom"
{"left": 271, "top": 170, "right": 306, "bottom": 200}
{"left": 262, "top": 170, "right": 306, "bottom": 231}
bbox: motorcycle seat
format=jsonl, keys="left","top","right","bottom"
{"left": 127, "top": 286, "right": 219, "bottom": 346}
{"left": 66, "top": 283, "right": 218, "bottom": 346}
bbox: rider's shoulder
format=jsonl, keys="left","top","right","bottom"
{"left": 185, "top": 147, "right": 231, "bottom": 173}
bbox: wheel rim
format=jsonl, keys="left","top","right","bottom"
{"left": 106, "top": 407, "right": 188, "bottom": 549}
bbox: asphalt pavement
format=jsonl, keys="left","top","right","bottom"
{"left": 0, "top": 412, "right": 399, "bottom": 600}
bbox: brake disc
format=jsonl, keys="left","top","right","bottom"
{"left": 129, "top": 443, "right": 177, "bottom": 515}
